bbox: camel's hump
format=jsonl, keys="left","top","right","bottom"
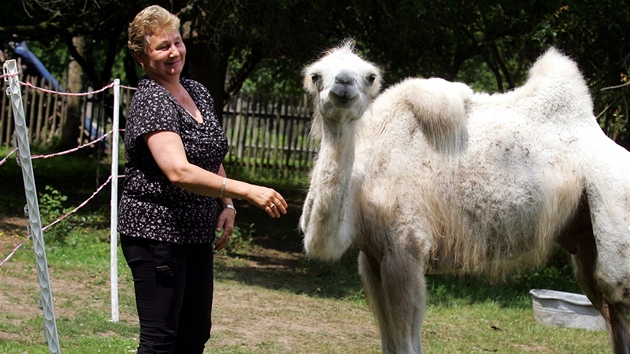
{"left": 481, "top": 47, "right": 594, "bottom": 124}
{"left": 528, "top": 47, "right": 583, "bottom": 82}
{"left": 373, "top": 77, "right": 473, "bottom": 154}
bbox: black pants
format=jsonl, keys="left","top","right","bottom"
{"left": 121, "top": 235, "right": 214, "bottom": 354}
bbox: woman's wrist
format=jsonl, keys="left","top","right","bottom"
{"left": 218, "top": 177, "right": 227, "bottom": 198}
{"left": 223, "top": 204, "right": 237, "bottom": 215}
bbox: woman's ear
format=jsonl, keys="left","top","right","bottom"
{"left": 134, "top": 52, "right": 145, "bottom": 67}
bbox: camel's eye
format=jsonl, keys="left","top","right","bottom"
{"left": 311, "top": 74, "right": 321, "bottom": 84}
{"left": 367, "top": 74, "right": 376, "bottom": 85}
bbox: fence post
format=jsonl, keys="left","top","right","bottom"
{"left": 3, "top": 59, "right": 61, "bottom": 353}
{"left": 110, "top": 79, "right": 120, "bottom": 322}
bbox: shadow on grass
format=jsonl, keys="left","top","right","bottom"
{"left": 216, "top": 243, "right": 581, "bottom": 310}
{"left": 220, "top": 194, "right": 583, "bottom": 309}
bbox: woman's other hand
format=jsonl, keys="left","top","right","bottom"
{"left": 214, "top": 206, "right": 236, "bottom": 251}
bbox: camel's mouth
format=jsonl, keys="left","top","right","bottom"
{"left": 328, "top": 83, "right": 360, "bottom": 107}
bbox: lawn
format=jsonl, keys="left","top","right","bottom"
{"left": 0, "top": 152, "right": 611, "bottom": 353}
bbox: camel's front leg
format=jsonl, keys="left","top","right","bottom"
{"left": 359, "top": 248, "right": 426, "bottom": 354}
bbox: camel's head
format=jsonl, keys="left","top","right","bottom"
{"left": 303, "top": 40, "right": 382, "bottom": 124}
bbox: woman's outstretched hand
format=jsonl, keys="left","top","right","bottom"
{"left": 249, "top": 186, "right": 288, "bottom": 218}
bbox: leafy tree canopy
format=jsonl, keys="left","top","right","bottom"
{"left": 1, "top": 0, "right": 628, "bottom": 141}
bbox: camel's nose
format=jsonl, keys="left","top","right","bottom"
{"left": 330, "top": 70, "right": 359, "bottom": 104}
{"left": 335, "top": 70, "right": 356, "bottom": 86}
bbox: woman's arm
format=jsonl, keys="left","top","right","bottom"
{"left": 214, "top": 163, "right": 236, "bottom": 251}
{"left": 144, "top": 130, "right": 287, "bottom": 218}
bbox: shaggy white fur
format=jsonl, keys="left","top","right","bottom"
{"left": 300, "top": 40, "right": 630, "bottom": 354}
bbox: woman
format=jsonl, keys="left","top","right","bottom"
{"left": 118, "top": 5, "right": 287, "bottom": 353}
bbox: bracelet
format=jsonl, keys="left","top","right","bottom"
{"left": 224, "top": 204, "right": 237, "bottom": 215}
{"left": 218, "top": 177, "right": 227, "bottom": 198}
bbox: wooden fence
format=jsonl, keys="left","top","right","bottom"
{"left": 222, "top": 94, "right": 317, "bottom": 180}
{"left": 0, "top": 75, "right": 135, "bottom": 151}
{"left": 0, "top": 75, "right": 68, "bottom": 149}
{"left": 0, "top": 75, "right": 317, "bottom": 181}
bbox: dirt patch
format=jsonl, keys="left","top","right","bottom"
{"left": 0, "top": 212, "right": 381, "bottom": 353}
{"left": 211, "top": 279, "right": 378, "bottom": 351}
{"left": 0, "top": 272, "right": 40, "bottom": 321}
{"left": 0, "top": 216, "right": 28, "bottom": 258}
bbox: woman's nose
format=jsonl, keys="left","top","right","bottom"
{"left": 169, "top": 45, "right": 180, "bottom": 57}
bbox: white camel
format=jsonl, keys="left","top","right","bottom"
{"left": 299, "top": 40, "right": 630, "bottom": 354}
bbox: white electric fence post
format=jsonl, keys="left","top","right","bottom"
{"left": 110, "top": 79, "right": 120, "bottom": 322}
{"left": 3, "top": 59, "right": 61, "bottom": 353}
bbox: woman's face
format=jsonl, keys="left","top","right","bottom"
{"left": 137, "top": 28, "right": 186, "bottom": 81}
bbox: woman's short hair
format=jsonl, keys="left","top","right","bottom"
{"left": 128, "top": 5, "right": 180, "bottom": 54}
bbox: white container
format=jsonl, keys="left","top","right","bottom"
{"left": 529, "top": 289, "right": 606, "bottom": 331}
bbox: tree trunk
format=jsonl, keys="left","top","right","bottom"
{"left": 184, "top": 40, "right": 233, "bottom": 121}
{"left": 60, "top": 36, "right": 85, "bottom": 149}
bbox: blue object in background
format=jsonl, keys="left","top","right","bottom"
{"left": 13, "top": 41, "right": 62, "bottom": 91}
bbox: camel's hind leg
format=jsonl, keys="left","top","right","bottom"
{"left": 606, "top": 304, "right": 630, "bottom": 354}
{"left": 574, "top": 232, "right": 630, "bottom": 354}
{"left": 358, "top": 249, "right": 425, "bottom": 354}
{"left": 569, "top": 192, "right": 630, "bottom": 354}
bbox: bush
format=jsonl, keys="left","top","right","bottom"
{"left": 38, "top": 185, "right": 74, "bottom": 244}
{"left": 224, "top": 223, "right": 255, "bottom": 254}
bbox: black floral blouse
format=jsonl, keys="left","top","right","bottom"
{"left": 117, "top": 77, "right": 228, "bottom": 244}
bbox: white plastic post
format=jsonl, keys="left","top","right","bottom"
{"left": 110, "top": 79, "right": 120, "bottom": 322}
{"left": 3, "top": 59, "right": 61, "bottom": 353}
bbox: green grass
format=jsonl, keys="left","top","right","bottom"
{"left": 0, "top": 234, "right": 610, "bottom": 353}
{"left": 0, "top": 152, "right": 612, "bottom": 353}
{"left": 0, "top": 231, "right": 139, "bottom": 353}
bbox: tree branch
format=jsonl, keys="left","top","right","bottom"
{"left": 224, "top": 46, "right": 263, "bottom": 101}
{"left": 491, "top": 43, "right": 515, "bottom": 90}
{"left": 60, "top": 31, "right": 99, "bottom": 86}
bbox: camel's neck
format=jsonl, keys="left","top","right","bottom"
{"left": 300, "top": 115, "right": 358, "bottom": 260}
{"left": 311, "top": 118, "right": 357, "bottom": 210}
{"left": 315, "top": 118, "right": 356, "bottom": 193}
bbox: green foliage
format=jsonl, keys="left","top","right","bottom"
{"left": 223, "top": 223, "right": 256, "bottom": 254}
{"left": 21, "top": 39, "right": 70, "bottom": 83}
{"left": 456, "top": 56, "right": 501, "bottom": 93}
{"left": 3, "top": 0, "right": 628, "bottom": 148}
{"left": 236, "top": 57, "right": 304, "bottom": 97}
{"left": 38, "top": 185, "right": 73, "bottom": 244}
{"left": 37, "top": 184, "right": 109, "bottom": 246}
